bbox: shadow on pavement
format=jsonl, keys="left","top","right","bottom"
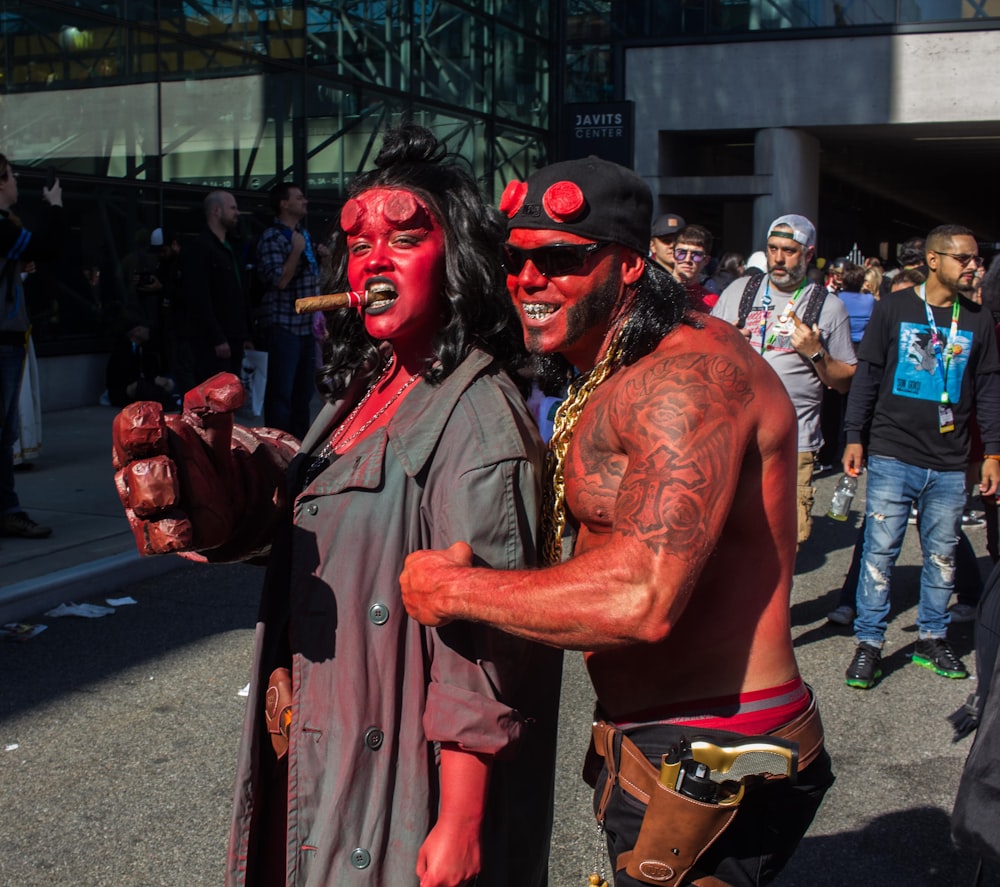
{"left": 0, "top": 561, "right": 261, "bottom": 722}
{"left": 778, "top": 805, "right": 982, "bottom": 886}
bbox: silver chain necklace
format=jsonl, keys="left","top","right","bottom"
{"left": 315, "top": 354, "right": 420, "bottom": 460}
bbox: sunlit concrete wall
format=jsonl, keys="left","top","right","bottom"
{"left": 628, "top": 30, "right": 1000, "bottom": 245}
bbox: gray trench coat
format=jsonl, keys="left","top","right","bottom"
{"left": 226, "top": 348, "right": 563, "bottom": 886}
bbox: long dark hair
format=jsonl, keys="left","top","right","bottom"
{"left": 316, "top": 125, "right": 527, "bottom": 400}
{"left": 532, "top": 257, "right": 696, "bottom": 395}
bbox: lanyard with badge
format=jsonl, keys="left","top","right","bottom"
{"left": 919, "top": 283, "right": 960, "bottom": 433}
{"left": 758, "top": 279, "right": 807, "bottom": 355}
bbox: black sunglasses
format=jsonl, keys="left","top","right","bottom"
{"left": 503, "top": 241, "right": 610, "bottom": 277}
{"left": 934, "top": 251, "right": 984, "bottom": 268}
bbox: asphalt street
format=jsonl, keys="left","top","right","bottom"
{"left": 0, "top": 469, "right": 992, "bottom": 886}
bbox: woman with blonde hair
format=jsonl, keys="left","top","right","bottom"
{"left": 863, "top": 265, "right": 882, "bottom": 299}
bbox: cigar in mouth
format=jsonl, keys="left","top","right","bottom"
{"left": 294, "top": 291, "right": 368, "bottom": 314}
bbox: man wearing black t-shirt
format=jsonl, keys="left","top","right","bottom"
{"left": 842, "top": 224, "right": 1000, "bottom": 689}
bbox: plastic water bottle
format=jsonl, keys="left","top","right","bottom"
{"left": 827, "top": 474, "right": 858, "bottom": 521}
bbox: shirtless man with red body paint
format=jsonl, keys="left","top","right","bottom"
{"left": 401, "top": 157, "right": 834, "bottom": 886}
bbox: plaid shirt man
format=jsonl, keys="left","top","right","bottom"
{"left": 256, "top": 219, "right": 319, "bottom": 335}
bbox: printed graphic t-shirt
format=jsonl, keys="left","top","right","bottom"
{"left": 857, "top": 287, "right": 1000, "bottom": 471}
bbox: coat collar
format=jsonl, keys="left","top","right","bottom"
{"left": 300, "top": 346, "right": 496, "bottom": 478}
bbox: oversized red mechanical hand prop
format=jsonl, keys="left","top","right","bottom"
{"left": 112, "top": 373, "right": 299, "bottom": 562}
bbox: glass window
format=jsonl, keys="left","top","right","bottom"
{"left": 2, "top": 1, "right": 555, "bottom": 352}
{"left": 415, "top": 1, "right": 490, "bottom": 112}
{"left": 494, "top": 26, "right": 548, "bottom": 128}
{"left": 2, "top": 8, "right": 133, "bottom": 92}
{"left": 491, "top": 125, "right": 548, "bottom": 201}
{"left": 159, "top": 65, "right": 298, "bottom": 191}
{"left": 2, "top": 80, "right": 158, "bottom": 180}
{"left": 159, "top": 1, "right": 306, "bottom": 63}
{"left": 565, "top": 44, "right": 613, "bottom": 104}
{"left": 303, "top": 84, "right": 403, "bottom": 199}
{"left": 18, "top": 175, "right": 160, "bottom": 348}
{"left": 493, "top": 0, "right": 550, "bottom": 32}
{"left": 305, "top": 1, "right": 408, "bottom": 93}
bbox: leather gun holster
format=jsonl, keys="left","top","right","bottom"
{"left": 265, "top": 667, "right": 293, "bottom": 760}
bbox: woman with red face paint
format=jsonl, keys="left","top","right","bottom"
{"left": 111, "top": 127, "right": 560, "bottom": 887}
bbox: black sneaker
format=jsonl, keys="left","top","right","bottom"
{"left": 912, "top": 638, "right": 968, "bottom": 679}
{"left": 846, "top": 642, "right": 883, "bottom": 689}
{"left": 962, "top": 511, "right": 986, "bottom": 529}
{"left": 0, "top": 511, "right": 52, "bottom": 539}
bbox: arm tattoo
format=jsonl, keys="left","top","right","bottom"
{"left": 613, "top": 353, "right": 755, "bottom": 559}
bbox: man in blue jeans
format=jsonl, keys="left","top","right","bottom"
{"left": 842, "top": 224, "right": 1000, "bottom": 688}
{"left": 255, "top": 182, "right": 321, "bottom": 440}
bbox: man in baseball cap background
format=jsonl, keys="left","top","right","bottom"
{"left": 712, "top": 212, "right": 857, "bottom": 545}
{"left": 649, "top": 211, "right": 686, "bottom": 276}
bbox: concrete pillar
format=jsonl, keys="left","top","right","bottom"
{"left": 752, "top": 128, "right": 820, "bottom": 250}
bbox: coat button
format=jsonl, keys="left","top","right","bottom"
{"left": 364, "top": 727, "right": 384, "bottom": 750}
{"left": 306, "top": 503, "right": 318, "bottom": 515}
{"left": 368, "top": 603, "right": 389, "bottom": 625}
{"left": 350, "top": 848, "right": 371, "bottom": 869}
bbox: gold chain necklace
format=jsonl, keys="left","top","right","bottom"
{"left": 316, "top": 354, "right": 419, "bottom": 459}
{"left": 540, "top": 323, "right": 628, "bottom": 566}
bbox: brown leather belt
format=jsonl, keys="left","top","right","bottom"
{"left": 593, "top": 688, "right": 825, "bottom": 807}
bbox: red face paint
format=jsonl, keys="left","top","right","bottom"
{"left": 505, "top": 227, "right": 621, "bottom": 370}
{"left": 345, "top": 188, "right": 446, "bottom": 352}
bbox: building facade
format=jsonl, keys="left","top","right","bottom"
{"left": 0, "top": 1, "right": 553, "bottom": 406}
{"left": 565, "top": 0, "right": 1000, "bottom": 262}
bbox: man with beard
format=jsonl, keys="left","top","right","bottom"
{"left": 841, "top": 225, "right": 1000, "bottom": 690}
{"left": 178, "top": 190, "right": 253, "bottom": 390}
{"left": 711, "top": 214, "right": 856, "bottom": 545}
{"left": 400, "top": 157, "right": 833, "bottom": 886}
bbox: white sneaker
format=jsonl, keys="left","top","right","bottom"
{"left": 827, "top": 604, "right": 855, "bottom": 625}
{"left": 949, "top": 603, "right": 977, "bottom": 623}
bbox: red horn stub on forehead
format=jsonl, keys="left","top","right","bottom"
{"left": 340, "top": 198, "right": 365, "bottom": 236}
{"left": 542, "top": 181, "right": 585, "bottom": 222}
{"left": 499, "top": 180, "right": 528, "bottom": 219}
{"left": 382, "top": 190, "right": 431, "bottom": 229}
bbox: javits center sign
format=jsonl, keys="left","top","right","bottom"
{"left": 566, "top": 102, "right": 634, "bottom": 167}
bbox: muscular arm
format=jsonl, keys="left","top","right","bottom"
{"left": 401, "top": 347, "right": 760, "bottom": 650}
